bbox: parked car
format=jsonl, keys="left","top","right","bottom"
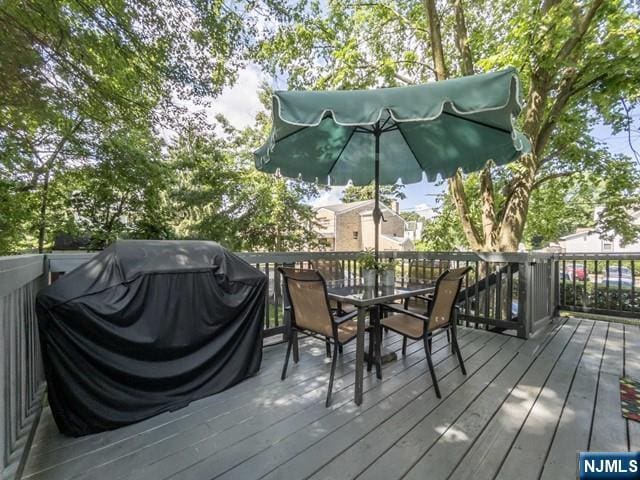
{"left": 564, "top": 263, "right": 587, "bottom": 281}
{"left": 602, "top": 266, "right": 635, "bottom": 289}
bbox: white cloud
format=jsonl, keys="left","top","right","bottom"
{"left": 413, "top": 203, "right": 436, "bottom": 219}
{"left": 209, "top": 66, "right": 264, "bottom": 129}
{"left": 311, "top": 187, "right": 345, "bottom": 207}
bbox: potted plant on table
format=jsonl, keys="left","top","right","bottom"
{"left": 380, "top": 260, "right": 397, "bottom": 287}
{"left": 357, "top": 250, "right": 379, "bottom": 286}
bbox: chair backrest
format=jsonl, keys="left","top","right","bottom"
{"left": 279, "top": 267, "right": 334, "bottom": 335}
{"left": 428, "top": 266, "right": 471, "bottom": 332}
{"left": 310, "top": 260, "right": 344, "bottom": 283}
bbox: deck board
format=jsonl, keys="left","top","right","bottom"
{"left": 624, "top": 324, "right": 640, "bottom": 451}
{"left": 444, "top": 317, "right": 581, "bottom": 480}
{"left": 21, "top": 317, "right": 633, "bottom": 480}
{"left": 590, "top": 322, "right": 627, "bottom": 452}
{"left": 494, "top": 320, "right": 595, "bottom": 480}
{"left": 539, "top": 321, "right": 608, "bottom": 480}
{"left": 400, "top": 317, "right": 570, "bottom": 480}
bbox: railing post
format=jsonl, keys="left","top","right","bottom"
{"left": 551, "top": 255, "right": 560, "bottom": 318}
{"left": 0, "top": 255, "right": 46, "bottom": 480}
{"left": 517, "top": 255, "right": 530, "bottom": 339}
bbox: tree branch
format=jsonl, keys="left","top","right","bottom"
{"left": 531, "top": 170, "right": 578, "bottom": 190}
{"left": 535, "top": 67, "right": 578, "bottom": 154}
{"left": 555, "top": 0, "right": 604, "bottom": 63}
{"left": 357, "top": 2, "right": 429, "bottom": 34}
{"left": 621, "top": 97, "right": 640, "bottom": 164}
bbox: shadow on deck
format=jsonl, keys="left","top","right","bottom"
{"left": 22, "top": 317, "right": 636, "bottom": 480}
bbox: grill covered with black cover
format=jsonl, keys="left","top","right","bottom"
{"left": 36, "top": 240, "right": 265, "bottom": 436}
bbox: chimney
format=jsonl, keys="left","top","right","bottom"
{"left": 391, "top": 200, "right": 399, "bottom": 214}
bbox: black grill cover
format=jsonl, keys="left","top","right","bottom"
{"left": 36, "top": 240, "right": 265, "bottom": 436}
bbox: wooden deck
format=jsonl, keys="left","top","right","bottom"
{"left": 22, "top": 317, "right": 638, "bottom": 480}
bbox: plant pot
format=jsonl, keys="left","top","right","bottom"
{"left": 381, "top": 269, "right": 395, "bottom": 287}
{"left": 363, "top": 269, "right": 377, "bottom": 287}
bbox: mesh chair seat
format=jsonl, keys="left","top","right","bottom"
{"left": 295, "top": 314, "right": 360, "bottom": 342}
{"left": 334, "top": 319, "right": 360, "bottom": 343}
{"left": 381, "top": 313, "right": 425, "bottom": 339}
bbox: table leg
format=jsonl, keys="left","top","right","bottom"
{"left": 373, "top": 306, "right": 382, "bottom": 379}
{"left": 354, "top": 306, "right": 366, "bottom": 406}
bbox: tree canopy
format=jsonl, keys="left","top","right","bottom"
{"left": 255, "top": 0, "right": 640, "bottom": 251}
{"left": 341, "top": 183, "right": 406, "bottom": 205}
{"left": 1, "top": 0, "right": 638, "bottom": 254}
{"left": 0, "top": 1, "right": 319, "bottom": 254}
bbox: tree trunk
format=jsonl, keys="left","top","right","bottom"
{"left": 424, "top": 0, "right": 605, "bottom": 253}
{"left": 480, "top": 164, "right": 498, "bottom": 250}
{"left": 452, "top": 0, "right": 474, "bottom": 76}
{"left": 423, "top": 0, "right": 447, "bottom": 80}
{"left": 449, "top": 171, "right": 483, "bottom": 250}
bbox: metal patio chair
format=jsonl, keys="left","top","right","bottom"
{"left": 381, "top": 267, "right": 471, "bottom": 398}
{"left": 279, "top": 267, "right": 372, "bottom": 407}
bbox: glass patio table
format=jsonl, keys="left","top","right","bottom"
{"left": 326, "top": 281, "right": 434, "bottom": 406}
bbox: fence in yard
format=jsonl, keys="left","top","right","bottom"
{"left": 556, "top": 253, "right": 640, "bottom": 319}
{"left": 0, "top": 255, "right": 47, "bottom": 480}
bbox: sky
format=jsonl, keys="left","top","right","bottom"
{"left": 212, "top": 65, "right": 638, "bottom": 216}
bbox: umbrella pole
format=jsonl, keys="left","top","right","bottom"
{"left": 373, "top": 124, "right": 381, "bottom": 265}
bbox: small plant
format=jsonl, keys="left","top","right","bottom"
{"left": 357, "top": 249, "right": 379, "bottom": 271}
{"left": 379, "top": 260, "right": 397, "bottom": 271}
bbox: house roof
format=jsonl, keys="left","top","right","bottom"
{"left": 559, "top": 229, "right": 597, "bottom": 241}
{"left": 381, "top": 234, "right": 410, "bottom": 245}
{"left": 316, "top": 199, "right": 374, "bottom": 214}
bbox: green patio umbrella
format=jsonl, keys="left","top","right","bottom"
{"left": 255, "top": 67, "right": 531, "bottom": 258}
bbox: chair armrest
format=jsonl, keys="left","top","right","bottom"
{"left": 334, "top": 309, "right": 359, "bottom": 324}
{"left": 381, "top": 304, "right": 429, "bottom": 323}
{"left": 418, "top": 293, "right": 434, "bottom": 301}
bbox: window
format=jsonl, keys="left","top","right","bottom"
{"left": 353, "top": 231, "right": 358, "bottom": 239}
{"left": 603, "top": 242, "right": 613, "bottom": 252}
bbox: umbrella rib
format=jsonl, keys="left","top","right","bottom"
{"left": 274, "top": 125, "right": 310, "bottom": 144}
{"left": 441, "top": 111, "right": 511, "bottom": 134}
{"left": 327, "top": 127, "right": 358, "bottom": 177}
{"left": 396, "top": 123, "right": 425, "bottom": 174}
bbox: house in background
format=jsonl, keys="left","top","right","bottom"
{"left": 557, "top": 210, "right": 640, "bottom": 253}
{"left": 314, "top": 199, "right": 414, "bottom": 251}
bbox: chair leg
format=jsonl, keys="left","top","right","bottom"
{"left": 326, "top": 341, "right": 339, "bottom": 407}
{"left": 402, "top": 337, "right": 407, "bottom": 356}
{"left": 325, "top": 338, "right": 332, "bottom": 358}
{"left": 292, "top": 330, "right": 299, "bottom": 363}
{"left": 281, "top": 336, "right": 293, "bottom": 381}
{"left": 423, "top": 334, "right": 441, "bottom": 398}
{"left": 451, "top": 326, "right": 466, "bottom": 375}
